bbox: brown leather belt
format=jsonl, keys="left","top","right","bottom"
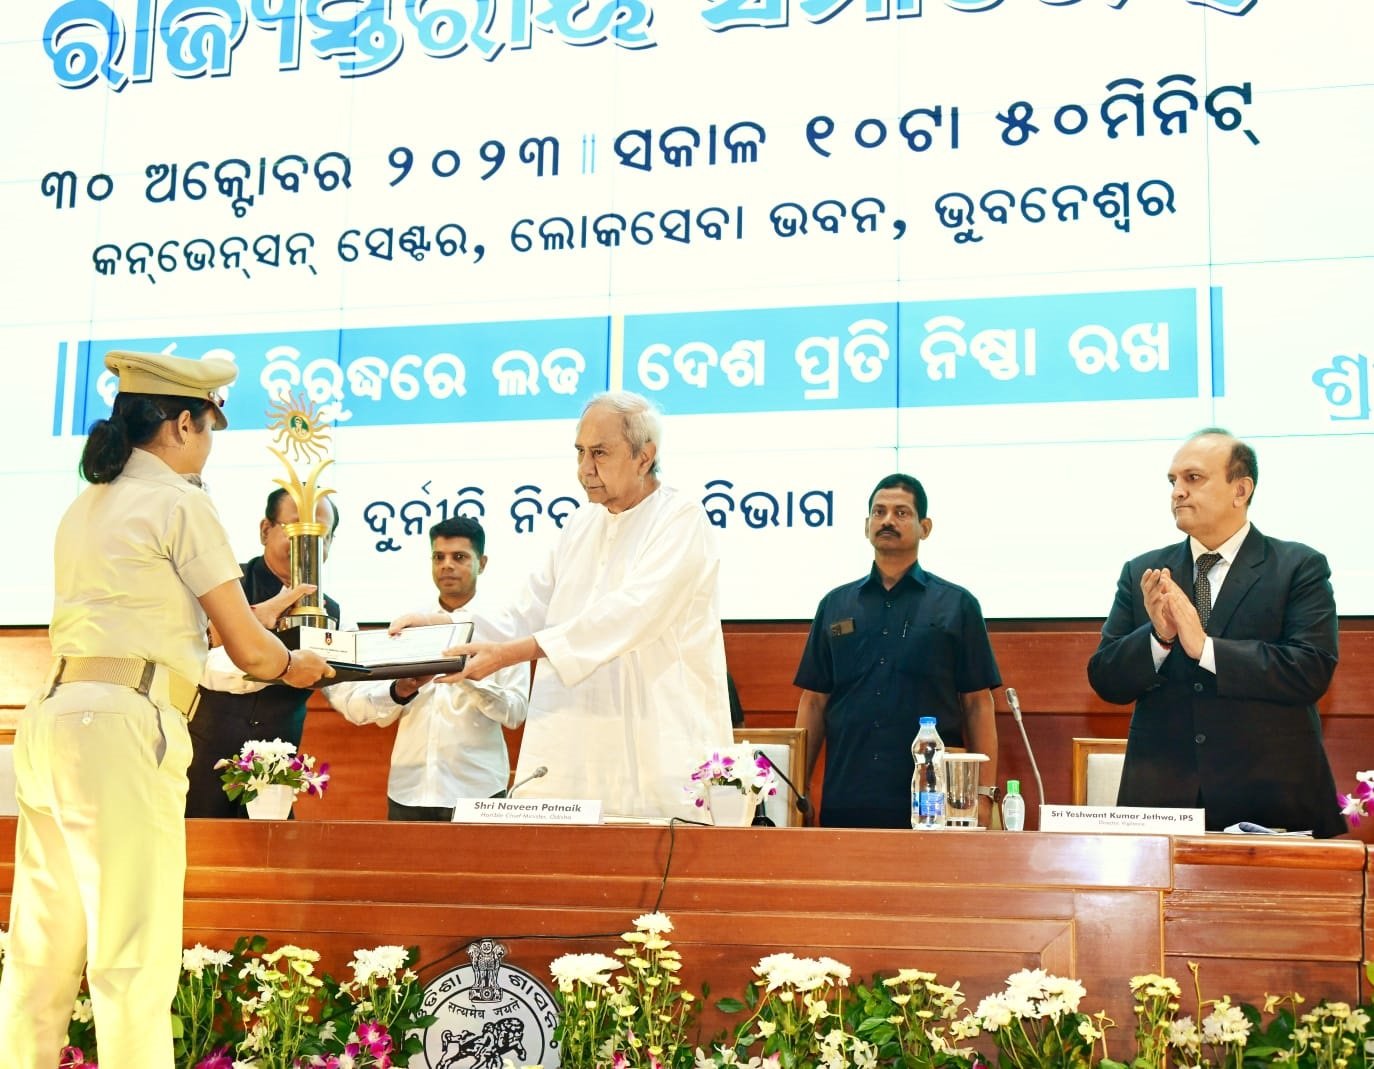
{"left": 48, "top": 656, "right": 200, "bottom": 722}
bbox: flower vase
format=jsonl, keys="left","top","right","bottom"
{"left": 246, "top": 783, "right": 295, "bottom": 820}
{"left": 707, "top": 784, "right": 758, "bottom": 827}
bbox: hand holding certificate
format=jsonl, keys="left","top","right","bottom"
{"left": 297, "top": 621, "right": 476, "bottom": 682}
{"left": 433, "top": 635, "right": 542, "bottom": 683}
{"left": 387, "top": 611, "right": 541, "bottom": 684}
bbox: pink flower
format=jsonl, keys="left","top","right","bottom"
{"left": 1341, "top": 772, "right": 1374, "bottom": 825}
{"left": 58, "top": 1048, "right": 95, "bottom": 1069}
{"left": 196, "top": 1049, "right": 235, "bottom": 1069}
{"left": 303, "top": 763, "right": 332, "bottom": 797}
{"left": 357, "top": 1020, "right": 391, "bottom": 1052}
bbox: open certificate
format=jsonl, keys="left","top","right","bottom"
{"left": 297, "top": 621, "right": 474, "bottom": 682}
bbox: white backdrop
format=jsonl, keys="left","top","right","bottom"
{"left": 1, "top": 0, "right": 1371, "bottom": 624}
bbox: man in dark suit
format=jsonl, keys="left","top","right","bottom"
{"left": 1087, "top": 428, "right": 1344, "bottom": 837}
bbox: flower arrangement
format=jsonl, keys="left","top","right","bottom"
{"left": 550, "top": 911, "right": 699, "bottom": 1068}
{"left": 8, "top": 913, "right": 1374, "bottom": 1069}
{"left": 215, "top": 737, "right": 330, "bottom": 805}
{"left": 174, "top": 942, "right": 241, "bottom": 1066}
{"left": 972, "top": 968, "right": 1110, "bottom": 1069}
{"left": 237, "top": 943, "right": 327, "bottom": 1068}
{"left": 0, "top": 930, "right": 428, "bottom": 1069}
{"left": 710, "top": 952, "right": 877, "bottom": 1068}
{"left": 317, "top": 945, "right": 431, "bottom": 1067}
{"left": 684, "top": 743, "right": 778, "bottom": 811}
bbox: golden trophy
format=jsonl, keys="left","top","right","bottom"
{"left": 266, "top": 391, "right": 339, "bottom": 639}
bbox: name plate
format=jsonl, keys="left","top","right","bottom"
{"left": 1038, "top": 805, "right": 1205, "bottom": 834}
{"left": 451, "top": 798, "right": 604, "bottom": 825}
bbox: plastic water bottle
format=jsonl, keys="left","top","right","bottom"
{"left": 910, "top": 716, "right": 946, "bottom": 829}
{"left": 1002, "top": 779, "right": 1026, "bottom": 832}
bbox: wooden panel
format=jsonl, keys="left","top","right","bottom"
{"left": 3, "top": 821, "right": 1365, "bottom": 1042}
{"left": 1169, "top": 835, "right": 1367, "bottom": 1010}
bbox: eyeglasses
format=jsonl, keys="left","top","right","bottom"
{"left": 266, "top": 519, "right": 335, "bottom": 543}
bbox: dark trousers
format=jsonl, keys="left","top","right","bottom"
{"left": 387, "top": 798, "right": 454, "bottom": 822}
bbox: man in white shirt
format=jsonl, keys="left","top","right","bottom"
{"left": 333, "top": 517, "right": 529, "bottom": 820}
{"left": 393, "top": 392, "right": 734, "bottom": 820}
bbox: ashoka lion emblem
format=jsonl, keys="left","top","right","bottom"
{"left": 414, "top": 938, "right": 559, "bottom": 1068}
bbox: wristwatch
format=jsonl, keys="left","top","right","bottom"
{"left": 977, "top": 785, "right": 1001, "bottom": 803}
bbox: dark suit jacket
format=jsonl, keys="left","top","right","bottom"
{"left": 1087, "top": 526, "right": 1344, "bottom": 838}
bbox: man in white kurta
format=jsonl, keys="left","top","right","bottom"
{"left": 407, "top": 393, "right": 733, "bottom": 820}
{"left": 331, "top": 518, "right": 529, "bottom": 819}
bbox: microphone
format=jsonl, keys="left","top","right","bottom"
{"left": 754, "top": 750, "right": 812, "bottom": 819}
{"left": 1005, "top": 687, "right": 1044, "bottom": 811}
{"left": 501, "top": 765, "right": 548, "bottom": 799}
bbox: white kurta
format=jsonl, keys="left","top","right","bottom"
{"left": 471, "top": 486, "right": 733, "bottom": 819}
{"left": 330, "top": 598, "right": 529, "bottom": 807}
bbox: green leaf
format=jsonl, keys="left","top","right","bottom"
{"left": 715, "top": 997, "right": 747, "bottom": 1013}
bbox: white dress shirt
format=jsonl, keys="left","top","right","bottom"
{"left": 1151, "top": 522, "right": 1251, "bottom": 674}
{"left": 329, "top": 597, "right": 529, "bottom": 806}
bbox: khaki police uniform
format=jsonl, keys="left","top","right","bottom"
{"left": 0, "top": 354, "right": 240, "bottom": 1068}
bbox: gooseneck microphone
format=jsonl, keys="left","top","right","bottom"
{"left": 502, "top": 765, "right": 548, "bottom": 799}
{"left": 754, "top": 750, "right": 812, "bottom": 818}
{"left": 1005, "top": 687, "right": 1044, "bottom": 810}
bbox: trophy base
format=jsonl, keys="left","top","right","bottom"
{"left": 276, "top": 623, "right": 339, "bottom": 650}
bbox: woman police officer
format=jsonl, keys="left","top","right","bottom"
{"left": 0, "top": 351, "right": 334, "bottom": 1067}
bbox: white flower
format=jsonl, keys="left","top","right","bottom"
{"left": 263, "top": 944, "right": 319, "bottom": 965}
{"left": 1005, "top": 967, "right": 1051, "bottom": 1000}
{"left": 634, "top": 912, "right": 674, "bottom": 934}
{"left": 1130, "top": 973, "right": 1182, "bottom": 998}
{"left": 885, "top": 968, "right": 937, "bottom": 986}
{"left": 850, "top": 1037, "right": 879, "bottom": 1068}
{"left": 71, "top": 997, "right": 94, "bottom": 1023}
{"left": 755, "top": 954, "right": 849, "bottom": 993}
{"left": 1168, "top": 1015, "right": 1200, "bottom": 1051}
{"left": 950, "top": 1015, "right": 983, "bottom": 1040}
{"left": 550, "top": 952, "right": 621, "bottom": 987}
{"left": 182, "top": 943, "right": 233, "bottom": 977}
{"left": 349, "top": 944, "right": 410, "bottom": 985}
{"left": 1078, "top": 1017, "right": 1103, "bottom": 1041}
{"left": 975, "top": 994, "right": 1014, "bottom": 1030}
{"left": 1202, "top": 999, "right": 1251, "bottom": 1045}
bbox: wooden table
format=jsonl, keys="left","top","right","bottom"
{"left": 3, "top": 819, "right": 1365, "bottom": 1045}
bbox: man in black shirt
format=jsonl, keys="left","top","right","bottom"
{"left": 184, "top": 488, "right": 341, "bottom": 817}
{"left": 794, "top": 473, "right": 1001, "bottom": 828}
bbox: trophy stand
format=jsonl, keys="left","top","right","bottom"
{"left": 267, "top": 392, "right": 339, "bottom": 647}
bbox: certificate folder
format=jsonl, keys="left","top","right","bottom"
{"left": 297, "top": 621, "right": 473, "bottom": 683}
